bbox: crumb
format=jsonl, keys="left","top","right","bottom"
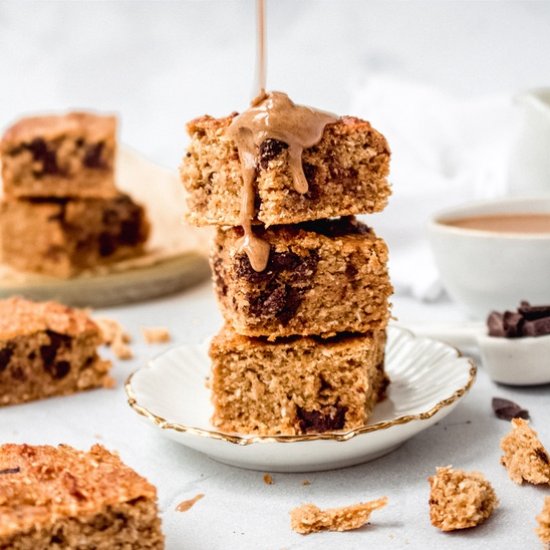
{"left": 94, "top": 317, "right": 131, "bottom": 345}
{"left": 428, "top": 466, "right": 498, "bottom": 531}
{"left": 142, "top": 327, "right": 171, "bottom": 344}
{"left": 290, "top": 497, "right": 387, "bottom": 535}
{"left": 176, "top": 493, "right": 204, "bottom": 512}
{"left": 537, "top": 497, "right": 550, "bottom": 544}
{"left": 102, "top": 376, "right": 116, "bottom": 389}
{"left": 95, "top": 317, "right": 133, "bottom": 360}
{"left": 302, "top": 480, "right": 311, "bottom": 486}
{"left": 263, "top": 473, "right": 274, "bottom": 485}
{"left": 500, "top": 418, "right": 550, "bottom": 485}
{"left": 112, "top": 338, "right": 133, "bottom": 360}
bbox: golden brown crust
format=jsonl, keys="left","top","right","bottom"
{"left": 181, "top": 112, "right": 391, "bottom": 226}
{"left": 428, "top": 466, "right": 498, "bottom": 532}
{"left": 290, "top": 497, "right": 388, "bottom": 534}
{"left": 0, "top": 297, "right": 98, "bottom": 340}
{"left": 500, "top": 418, "right": 550, "bottom": 485}
{"left": 0, "top": 444, "right": 163, "bottom": 548}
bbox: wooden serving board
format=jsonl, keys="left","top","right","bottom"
{"left": 0, "top": 147, "right": 212, "bottom": 307}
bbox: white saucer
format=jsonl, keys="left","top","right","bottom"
{"left": 125, "top": 327, "right": 476, "bottom": 472}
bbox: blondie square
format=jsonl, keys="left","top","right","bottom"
{"left": 1, "top": 112, "right": 117, "bottom": 199}
{"left": 209, "top": 326, "right": 387, "bottom": 436}
{"left": 500, "top": 418, "right": 550, "bottom": 485}
{"left": 211, "top": 217, "right": 392, "bottom": 339}
{"left": 428, "top": 466, "right": 498, "bottom": 532}
{"left": 0, "top": 297, "right": 113, "bottom": 406}
{"left": 0, "top": 443, "right": 164, "bottom": 549}
{"left": 0, "top": 193, "right": 150, "bottom": 278}
{"left": 181, "top": 114, "right": 391, "bottom": 227}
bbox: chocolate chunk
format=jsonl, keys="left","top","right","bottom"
{"left": 258, "top": 139, "right": 288, "bottom": 169}
{"left": 98, "top": 232, "right": 117, "bottom": 256}
{"left": 40, "top": 330, "right": 71, "bottom": 367}
{"left": 83, "top": 142, "right": 105, "bottom": 168}
{"left": 523, "top": 317, "right": 550, "bottom": 337}
{"left": 536, "top": 447, "right": 550, "bottom": 464}
{"left": 503, "top": 311, "right": 524, "bottom": 337}
{"left": 299, "top": 217, "right": 370, "bottom": 238}
{"left": 296, "top": 406, "right": 347, "bottom": 433}
{"left": 45, "top": 360, "right": 71, "bottom": 379}
{"left": 487, "top": 312, "right": 505, "bottom": 337}
{"left": 0, "top": 345, "right": 14, "bottom": 373}
{"left": 517, "top": 303, "right": 550, "bottom": 321}
{"left": 270, "top": 251, "right": 302, "bottom": 272}
{"left": 276, "top": 286, "right": 305, "bottom": 325}
{"left": 492, "top": 397, "right": 529, "bottom": 421}
{"left": 260, "top": 285, "right": 288, "bottom": 317}
{"left": 346, "top": 263, "right": 358, "bottom": 280}
{"left": 26, "top": 138, "right": 58, "bottom": 175}
{"left": 11, "top": 367, "right": 26, "bottom": 381}
{"left": 0, "top": 467, "right": 20, "bottom": 475}
{"left": 302, "top": 162, "right": 317, "bottom": 186}
{"left": 236, "top": 250, "right": 317, "bottom": 285}
{"left": 119, "top": 219, "right": 141, "bottom": 246}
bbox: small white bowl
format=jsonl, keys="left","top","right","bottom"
{"left": 428, "top": 197, "right": 550, "bottom": 319}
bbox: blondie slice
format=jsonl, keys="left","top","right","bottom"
{"left": 0, "top": 193, "right": 150, "bottom": 278}
{"left": 181, "top": 114, "right": 390, "bottom": 227}
{"left": 210, "top": 326, "right": 387, "bottom": 436}
{"left": 1, "top": 112, "right": 117, "bottom": 199}
{"left": 0, "top": 297, "right": 112, "bottom": 406}
{"left": 0, "top": 443, "right": 164, "bottom": 549}
{"left": 211, "top": 217, "right": 392, "bottom": 339}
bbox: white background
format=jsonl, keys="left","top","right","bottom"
{"left": 1, "top": 2, "right": 550, "bottom": 549}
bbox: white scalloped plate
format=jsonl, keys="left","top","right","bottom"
{"left": 126, "top": 327, "right": 476, "bottom": 472}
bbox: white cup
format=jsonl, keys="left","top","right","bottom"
{"left": 428, "top": 197, "right": 550, "bottom": 319}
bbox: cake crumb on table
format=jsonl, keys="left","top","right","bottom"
{"left": 500, "top": 418, "right": 550, "bottom": 485}
{"left": 537, "top": 497, "right": 550, "bottom": 545}
{"left": 428, "top": 466, "right": 498, "bottom": 531}
{"left": 302, "top": 480, "right": 311, "bottom": 486}
{"left": 95, "top": 317, "right": 133, "bottom": 360}
{"left": 142, "top": 327, "right": 171, "bottom": 344}
{"left": 263, "top": 473, "right": 274, "bottom": 485}
{"left": 290, "top": 497, "right": 387, "bottom": 535}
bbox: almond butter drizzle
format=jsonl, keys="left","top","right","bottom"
{"left": 226, "top": 1, "right": 337, "bottom": 272}
{"left": 228, "top": 91, "right": 337, "bottom": 271}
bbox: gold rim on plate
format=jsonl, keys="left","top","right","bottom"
{"left": 125, "top": 340, "right": 477, "bottom": 446}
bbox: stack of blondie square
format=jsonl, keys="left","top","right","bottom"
{"left": 181, "top": 110, "right": 393, "bottom": 436}
{"left": 0, "top": 112, "right": 149, "bottom": 277}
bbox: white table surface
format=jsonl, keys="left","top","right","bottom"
{"left": 2, "top": 284, "right": 549, "bottom": 550}
{"left": 1, "top": 2, "right": 550, "bottom": 548}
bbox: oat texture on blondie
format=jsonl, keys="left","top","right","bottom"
{"left": 0, "top": 443, "right": 164, "bottom": 549}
